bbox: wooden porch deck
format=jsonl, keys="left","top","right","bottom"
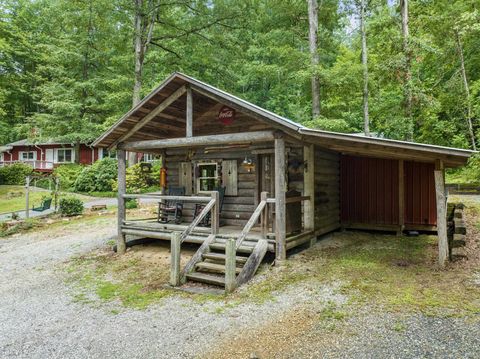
{"left": 122, "top": 219, "right": 315, "bottom": 253}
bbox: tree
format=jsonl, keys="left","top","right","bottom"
{"left": 307, "top": 0, "right": 320, "bottom": 118}
{"left": 359, "top": 0, "right": 370, "bottom": 136}
{"left": 400, "top": 0, "right": 412, "bottom": 131}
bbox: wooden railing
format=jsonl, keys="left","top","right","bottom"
{"left": 236, "top": 191, "right": 270, "bottom": 249}
{"left": 122, "top": 191, "right": 219, "bottom": 241}
{"left": 0, "top": 160, "right": 54, "bottom": 170}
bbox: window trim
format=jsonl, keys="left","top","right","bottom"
{"left": 196, "top": 161, "right": 221, "bottom": 194}
{"left": 55, "top": 148, "right": 74, "bottom": 163}
{"left": 19, "top": 151, "right": 36, "bottom": 161}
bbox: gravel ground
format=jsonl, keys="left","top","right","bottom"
{"left": 0, "top": 221, "right": 344, "bottom": 359}
{"left": 1, "top": 218, "right": 479, "bottom": 359}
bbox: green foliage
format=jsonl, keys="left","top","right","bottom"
{"left": 73, "top": 158, "right": 117, "bottom": 193}
{"left": 0, "top": 163, "right": 33, "bottom": 185}
{"left": 59, "top": 197, "right": 84, "bottom": 216}
{"left": 53, "top": 164, "right": 84, "bottom": 191}
{"left": 1, "top": 0, "right": 480, "bottom": 152}
{"left": 125, "top": 198, "right": 138, "bottom": 209}
{"left": 112, "top": 163, "right": 158, "bottom": 193}
{"left": 446, "top": 153, "right": 480, "bottom": 184}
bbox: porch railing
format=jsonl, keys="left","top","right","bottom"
{"left": 0, "top": 160, "right": 54, "bottom": 170}
{"left": 122, "top": 191, "right": 220, "bottom": 241}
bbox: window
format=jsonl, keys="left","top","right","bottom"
{"left": 56, "top": 149, "right": 73, "bottom": 163}
{"left": 20, "top": 151, "right": 36, "bottom": 161}
{"left": 142, "top": 153, "right": 158, "bottom": 163}
{"left": 196, "top": 162, "right": 220, "bottom": 193}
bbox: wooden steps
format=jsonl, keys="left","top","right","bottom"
{"left": 182, "top": 236, "right": 268, "bottom": 291}
{"left": 202, "top": 252, "right": 248, "bottom": 264}
{"left": 186, "top": 272, "right": 225, "bottom": 286}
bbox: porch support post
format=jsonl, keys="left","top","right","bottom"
{"left": 186, "top": 86, "right": 193, "bottom": 137}
{"left": 434, "top": 159, "right": 448, "bottom": 267}
{"left": 170, "top": 232, "right": 181, "bottom": 286}
{"left": 275, "top": 133, "right": 287, "bottom": 262}
{"left": 117, "top": 148, "right": 127, "bottom": 254}
{"left": 304, "top": 144, "right": 315, "bottom": 246}
{"left": 225, "top": 238, "right": 237, "bottom": 293}
{"left": 397, "top": 159, "right": 405, "bottom": 236}
{"left": 211, "top": 190, "right": 219, "bottom": 235}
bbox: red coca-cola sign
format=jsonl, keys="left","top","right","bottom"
{"left": 218, "top": 106, "right": 235, "bottom": 125}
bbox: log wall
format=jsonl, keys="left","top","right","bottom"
{"left": 314, "top": 147, "right": 341, "bottom": 234}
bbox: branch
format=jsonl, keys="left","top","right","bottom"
{"left": 149, "top": 41, "right": 182, "bottom": 58}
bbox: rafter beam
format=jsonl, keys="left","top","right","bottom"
{"left": 109, "top": 85, "right": 187, "bottom": 149}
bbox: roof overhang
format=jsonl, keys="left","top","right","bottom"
{"left": 0, "top": 145, "right": 13, "bottom": 153}
{"left": 93, "top": 72, "right": 475, "bottom": 168}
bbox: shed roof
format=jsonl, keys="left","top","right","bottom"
{"left": 93, "top": 72, "right": 474, "bottom": 167}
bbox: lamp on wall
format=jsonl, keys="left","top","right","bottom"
{"left": 242, "top": 156, "right": 255, "bottom": 173}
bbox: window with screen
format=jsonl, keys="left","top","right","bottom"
{"left": 196, "top": 163, "right": 219, "bottom": 193}
{"left": 57, "top": 149, "right": 73, "bottom": 163}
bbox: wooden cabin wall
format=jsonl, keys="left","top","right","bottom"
{"left": 164, "top": 149, "right": 257, "bottom": 227}
{"left": 314, "top": 147, "right": 341, "bottom": 234}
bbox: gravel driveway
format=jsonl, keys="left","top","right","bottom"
{"left": 1, "top": 220, "right": 479, "bottom": 359}
{"left": 0, "top": 221, "right": 344, "bottom": 359}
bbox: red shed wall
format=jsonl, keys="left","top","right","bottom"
{"left": 7, "top": 144, "right": 97, "bottom": 165}
{"left": 340, "top": 155, "right": 437, "bottom": 228}
{"left": 340, "top": 155, "right": 399, "bottom": 225}
{"left": 404, "top": 161, "right": 437, "bottom": 226}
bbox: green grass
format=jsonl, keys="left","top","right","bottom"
{"left": 0, "top": 185, "right": 94, "bottom": 214}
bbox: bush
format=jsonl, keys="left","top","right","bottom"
{"left": 73, "top": 157, "right": 118, "bottom": 193}
{"left": 0, "top": 163, "right": 33, "bottom": 185}
{"left": 125, "top": 198, "right": 138, "bottom": 209}
{"left": 59, "top": 197, "right": 84, "bottom": 216}
{"left": 53, "top": 164, "right": 84, "bottom": 191}
{"left": 112, "top": 163, "right": 158, "bottom": 193}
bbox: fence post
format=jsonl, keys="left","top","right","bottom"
{"left": 170, "top": 231, "right": 181, "bottom": 286}
{"left": 25, "top": 176, "right": 30, "bottom": 219}
{"left": 211, "top": 191, "right": 219, "bottom": 235}
{"left": 225, "top": 237, "right": 237, "bottom": 293}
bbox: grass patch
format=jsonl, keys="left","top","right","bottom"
{"left": 0, "top": 185, "right": 93, "bottom": 214}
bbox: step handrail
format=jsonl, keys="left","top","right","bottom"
{"left": 180, "top": 191, "right": 219, "bottom": 243}
{"left": 235, "top": 191, "right": 270, "bottom": 250}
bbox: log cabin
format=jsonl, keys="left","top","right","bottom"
{"left": 93, "top": 72, "right": 474, "bottom": 291}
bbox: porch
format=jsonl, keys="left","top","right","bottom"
{"left": 0, "top": 160, "right": 54, "bottom": 171}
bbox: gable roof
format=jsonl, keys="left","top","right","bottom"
{"left": 93, "top": 72, "right": 474, "bottom": 167}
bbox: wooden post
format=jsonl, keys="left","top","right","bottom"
{"left": 25, "top": 176, "right": 30, "bottom": 219}
{"left": 225, "top": 237, "right": 237, "bottom": 293}
{"left": 117, "top": 149, "right": 127, "bottom": 254}
{"left": 54, "top": 177, "right": 59, "bottom": 212}
{"left": 260, "top": 191, "right": 268, "bottom": 238}
{"left": 186, "top": 86, "right": 193, "bottom": 137}
{"left": 435, "top": 160, "right": 448, "bottom": 267}
{"left": 275, "top": 135, "right": 287, "bottom": 262}
{"left": 304, "top": 144, "right": 315, "bottom": 245}
{"left": 398, "top": 159, "right": 405, "bottom": 236}
{"left": 170, "top": 232, "right": 181, "bottom": 286}
{"left": 211, "top": 190, "right": 219, "bottom": 235}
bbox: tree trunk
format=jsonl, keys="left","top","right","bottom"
{"left": 307, "top": 0, "right": 320, "bottom": 118}
{"left": 360, "top": 0, "right": 370, "bottom": 136}
{"left": 400, "top": 0, "right": 412, "bottom": 139}
{"left": 455, "top": 30, "right": 476, "bottom": 151}
{"left": 130, "top": 0, "right": 155, "bottom": 166}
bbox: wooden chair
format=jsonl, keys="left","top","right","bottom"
{"left": 32, "top": 198, "right": 52, "bottom": 212}
{"left": 157, "top": 187, "right": 185, "bottom": 224}
{"left": 194, "top": 186, "right": 226, "bottom": 227}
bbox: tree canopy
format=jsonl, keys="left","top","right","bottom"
{"left": 1, "top": 0, "right": 479, "bottom": 149}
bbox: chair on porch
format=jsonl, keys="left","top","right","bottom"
{"left": 193, "top": 186, "right": 226, "bottom": 227}
{"left": 157, "top": 186, "right": 185, "bottom": 224}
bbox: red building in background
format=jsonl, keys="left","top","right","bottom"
{"left": 0, "top": 139, "right": 104, "bottom": 172}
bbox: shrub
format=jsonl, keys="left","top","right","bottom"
{"left": 53, "top": 164, "right": 84, "bottom": 191}
{"left": 125, "top": 198, "right": 138, "bottom": 209}
{"left": 112, "top": 163, "right": 158, "bottom": 193}
{"left": 59, "top": 197, "right": 84, "bottom": 216}
{"left": 0, "top": 163, "right": 33, "bottom": 185}
{"left": 73, "top": 158, "right": 118, "bottom": 193}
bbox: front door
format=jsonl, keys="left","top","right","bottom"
{"left": 45, "top": 149, "right": 54, "bottom": 169}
